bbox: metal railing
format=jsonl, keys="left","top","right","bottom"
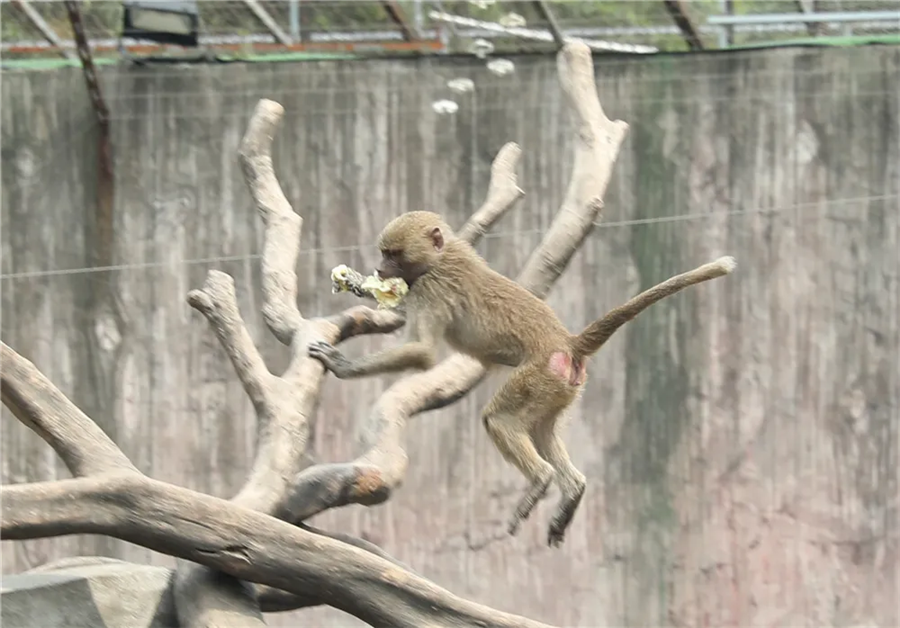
{"left": 1, "top": 0, "right": 899, "bottom": 61}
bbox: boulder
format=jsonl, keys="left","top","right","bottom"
{"left": 1, "top": 557, "right": 177, "bottom": 628}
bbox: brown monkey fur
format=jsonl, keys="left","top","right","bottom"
{"left": 309, "top": 211, "right": 736, "bottom": 546}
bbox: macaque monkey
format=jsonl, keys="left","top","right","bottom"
{"left": 309, "top": 211, "right": 736, "bottom": 546}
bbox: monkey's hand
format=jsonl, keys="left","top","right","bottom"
{"left": 310, "top": 340, "right": 435, "bottom": 379}
{"left": 308, "top": 341, "right": 356, "bottom": 379}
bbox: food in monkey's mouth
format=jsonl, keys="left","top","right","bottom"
{"left": 361, "top": 275, "right": 409, "bottom": 309}
{"left": 330, "top": 264, "right": 409, "bottom": 309}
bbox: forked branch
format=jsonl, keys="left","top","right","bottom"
{"left": 0, "top": 93, "right": 555, "bottom": 625}
{"left": 2, "top": 474, "right": 556, "bottom": 628}
{"left": 0, "top": 342, "right": 138, "bottom": 478}
{"left": 1, "top": 90, "right": 551, "bottom": 628}
{"left": 457, "top": 141, "right": 525, "bottom": 242}
{"left": 237, "top": 99, "right": 303, "bottom": 345}
{"left": 1, "top": 41, "right": 656, "bottom": 628}
{"left": 174, "top": 98, "right": 437, "bottom": 627}
{"left": 283, "top": 40, "right": 630, "bottom": 523}
{"left": 186, "top": 271, "right": 273, "bottom": 410}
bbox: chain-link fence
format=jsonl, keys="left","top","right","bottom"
{"left": 1, "top": 0, "right": 898, "bottom": 62}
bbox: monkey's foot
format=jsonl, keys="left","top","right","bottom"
{"left": 507, "top": 471, "right": 554, "bottom": 536}
{"left": 546, "top": 483, "right": 586, "bottom": 548}
{"left": 308, "top": 341, "right": 354, "bottom": 378}
{"left": 547, "top": 520, "right": 567, "bottom": 547}
{"left": 507, "top": 501, "right": 535, "bottom": 536}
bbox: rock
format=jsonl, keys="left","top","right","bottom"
{"left": 1, "top": 557, "right": 177, "bottom": 628}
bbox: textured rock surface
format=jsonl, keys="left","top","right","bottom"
{"left": 1, "top": 557, "right": 176, "bottom": 628}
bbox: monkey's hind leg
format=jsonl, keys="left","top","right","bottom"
{"left": 481, "top": 363, "right": 557, "bottom": 537}
{"left": 534, "top": 419, "right": 587, "bottom": 548}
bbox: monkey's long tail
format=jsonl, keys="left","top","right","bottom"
{"left": 570, "top": 256, "right": 737, "bottom": 359}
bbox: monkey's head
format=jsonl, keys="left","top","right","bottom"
{"left": 376, "top": 211, "right": 452, "bottom": 286}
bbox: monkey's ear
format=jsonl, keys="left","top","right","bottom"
{"left": 430, "top": 227, "right": 444, "bottom": 252}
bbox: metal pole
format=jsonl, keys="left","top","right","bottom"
{"left": 13, "top": 0, "right": 74, "bottom": 59}
{"left": 534, "top": 0, "right": 565, "bottom": 48}
{"left": 708, "top": 10, "right": 900, "bottom": 25}
{"left": 289, "top": 0, "right": 300, "bottom": 42}
{"left": 413, "top": 0, "right": 423, "bottom": 34}
{"left": 795, "top": 0, "right": 821, "bottom": 36}
{"left": 662, "top": 0, "right": 704, "bottom": 50}
{"left": 63, "top": 0, "right": 115, "bottom": 273}
{"left": 717, "top": 0, "right": 733, "bottom": 47}
{"left": 241, "top": 0, "right": 293, "bottom": 44}
{"left": 380, "top": 1, "right": 414, "bottom": 41}
{"left": 428, "top": 11, "right": 658, "bottom": 54}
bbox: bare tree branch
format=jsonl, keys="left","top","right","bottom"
{"left": 534, "top": 0, "right": 566, "bottom": 48}
{"left": 238, "top": 98, "right": 304, "bottom": 345}
{"left": 1, "top": 42, "right": 624, "bottom": 628}
{"left": 174, "top": 95, "right": 453, "bottom": 626}
{"left": 187, "top": 271, "right": 274, "bottom": 410}
{"left": 1, "top": 475, "right": 557, "bottom": 628}
{"left": 517, "top": 43, "right": 629, "bottom": 295}
{"left": 457, "top": 141, "right": 524, "bottom": 243}
{"left": 23, "top": 554, "right": 409, "bottom": 616}
{"left": 284, "top": 40, "right": 630, "bottom": 523}
{"left": 256, "top": 585, "right": 322, "bottom": 613}
{"left": 174, "top": 99, "right": 336, "bottom": 628}
{"left": 0, "top": 342, "right": 138, "bottom": 478}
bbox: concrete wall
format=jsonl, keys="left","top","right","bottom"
{"left": 2, "top": 47, "right": 898, "bottom": 627}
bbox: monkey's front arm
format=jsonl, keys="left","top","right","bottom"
{"left": 308, "top": 314, "right": 439, "bottom": 379}
{"left": 308, "top": 340, "right": 435, "bottom": 379}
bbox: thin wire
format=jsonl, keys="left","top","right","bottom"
{"left": 5, "top": 87, "right": 886, "bottom": 191}
{"left": 3, "top": 48, "right": 893, "bottom": 280}
{"left": 98, "top": 65, "right": 891, "bottom": 105}
{"left": 2, "top": 192, "right": 895, "bottom": 281}
{"left": 96, "top": 79, "right": 896, "bottom": 122}
{"left": 101, "top": 89, "right": 898, "bottom": 122}
{"left": 1, "top": 252, "right": 263, "bottom": 281}
{"left": 73, "top": 49, "right": 892, "bottom": 85}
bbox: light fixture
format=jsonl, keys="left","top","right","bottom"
{"left": 122, "top": 1, "right": 200, "bottom": 47}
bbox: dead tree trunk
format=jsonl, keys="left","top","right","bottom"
{"left": 1, "top": 42, "right": 720, "bottom": 626}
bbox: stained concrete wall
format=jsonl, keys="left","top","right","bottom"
{"left": 2, "top": 47, "right": 898, "bottom": 627}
